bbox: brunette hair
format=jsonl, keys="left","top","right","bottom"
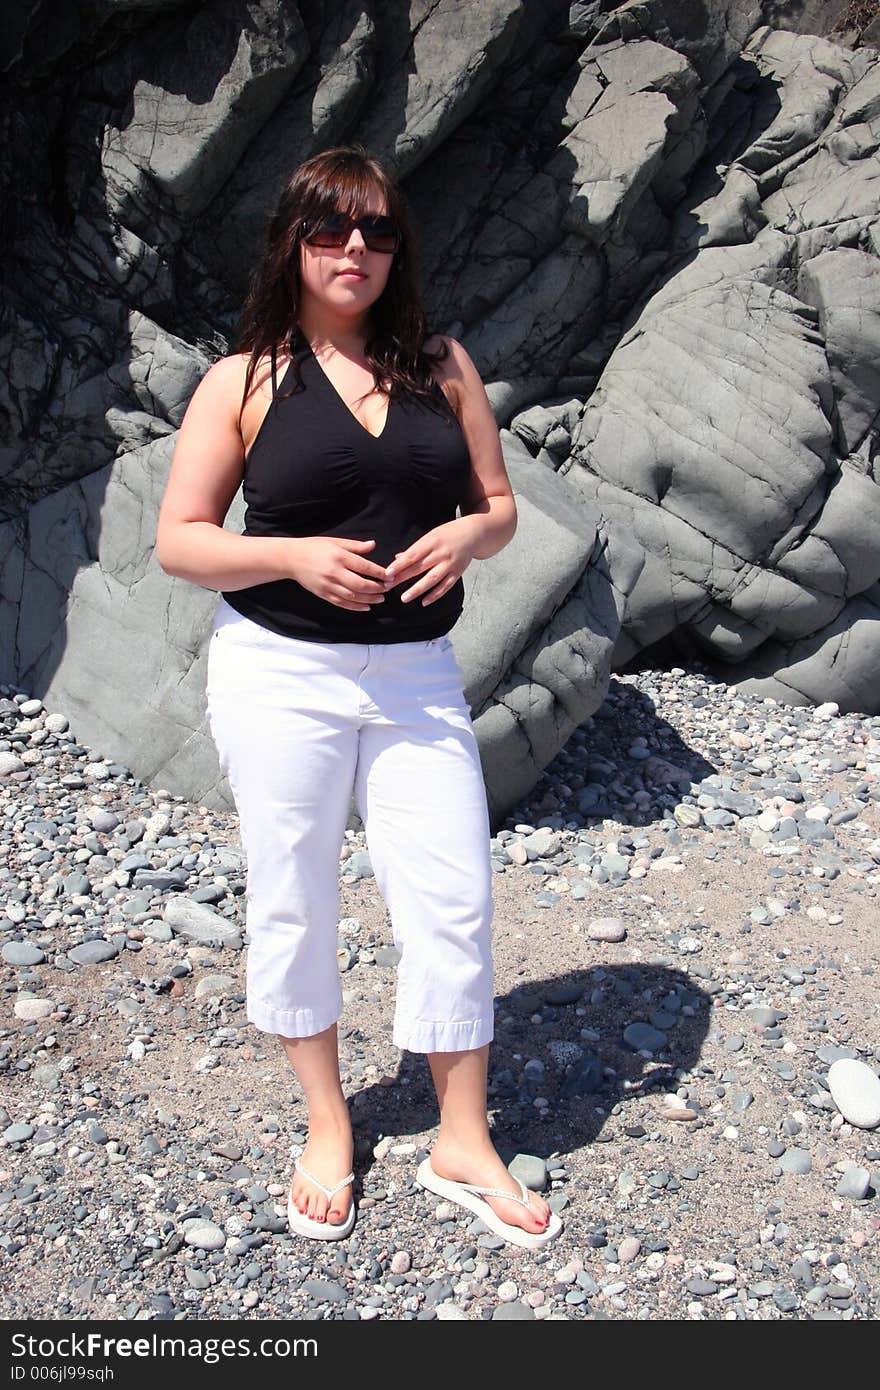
{"left": 234, "top": 143, "right": 451, "bottom": 424}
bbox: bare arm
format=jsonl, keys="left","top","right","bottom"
{"left": 431, "top": 335, "right": 517, "bottom": 560}
{"left": 154, "top": 355, "right": 298, "bottom": 591}
{"left": 155, "top": 354, "right": 390, "bottom": 610}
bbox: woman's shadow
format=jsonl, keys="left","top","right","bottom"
{"left": 345, "top": 961, "right": 712, "bottom": 1188}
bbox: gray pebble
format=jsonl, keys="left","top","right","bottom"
{"left": 778, "top": 1149, "right": 812, "bottom": 1175}
{"left": 836, "top": 1166, "right": 871, "bottom": 1200}
{"left": 3, "top": 1123, "right": 34, "bottom": 1143}
{"left": 2, "top": 941, "right": 45, "bottom": 966}
{"left": 492, "top": 1301, "right": 535, "bottom": 1319}
{"left": 623, "top": 1022, "right": 668, "bottom": 1053}
{"left": 164, "top": 897, "right": 241, "bottom": 947}
{"left": 67, "top": 940, "right": 119, "bottom": 965}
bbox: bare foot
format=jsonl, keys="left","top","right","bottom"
{"left": 429, "top": 1135, "right": 552, "bottom": 1234}
{"left": 289, "top": 1117, "right": 354, "bottom": 1225}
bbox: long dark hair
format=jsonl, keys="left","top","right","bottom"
{"left": 234, "top": 143, "right": 451, "bottom": 424}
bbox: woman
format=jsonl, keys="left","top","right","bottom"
{"left": 156, "top": 144, "right": 562, "bottom": 1251}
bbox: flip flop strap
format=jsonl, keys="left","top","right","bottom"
{"left": 294, "top": 1159, "right": 354, "bottom": 1199}
{"left": 458, "top": 1176, "right": 531, "bottom": 1209}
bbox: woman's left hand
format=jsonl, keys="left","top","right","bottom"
{"left": 383, "top": 517, "right": 481, "bottom": 606}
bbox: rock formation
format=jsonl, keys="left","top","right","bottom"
{"left": 1, "top": 1, "right": 878, "bottom": 825}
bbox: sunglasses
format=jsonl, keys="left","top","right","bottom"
{"left": 300, "top": 212, "right": 401, "bottom": 254}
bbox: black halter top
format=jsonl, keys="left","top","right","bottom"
{"left": 220, "top": 335, "right": 473, "bottom": 643}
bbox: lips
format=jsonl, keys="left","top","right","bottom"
{"left": 337, "top": 269, "right": 367, "bottom": 279}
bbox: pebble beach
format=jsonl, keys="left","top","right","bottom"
{"left": 2, "top": 658, "right": 879, "bottom": 1321}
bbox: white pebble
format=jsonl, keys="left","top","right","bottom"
{"left": 13, "top": 998, "right": 54, "bottom": 1021}
{"left": 587, "top": 917, "right": 627, "bottom": 942}
{"left": 827, "top": 1059, "right": 880, "bottom": 1129}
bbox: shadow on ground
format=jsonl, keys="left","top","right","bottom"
{"left": 346, "top": 963, "right": 712, "bottom": 1183}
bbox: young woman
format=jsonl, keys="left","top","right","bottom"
{"left": 156, "top": 144, "right": 562, "bottom": 1251}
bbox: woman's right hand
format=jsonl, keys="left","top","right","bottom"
{"left": 287, "top": 536, "right": 389, "bottom": 611}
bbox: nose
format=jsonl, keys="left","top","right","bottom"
{"left": 345, "top": 227, "right": 367, "bottom": 254}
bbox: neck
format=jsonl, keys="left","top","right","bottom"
{"left": 296, "top": 292, "right": 371, "bottom": 357}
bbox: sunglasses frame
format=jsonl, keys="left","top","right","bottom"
{"left": 300, "top": 212, "right": 401, "bottom": 254}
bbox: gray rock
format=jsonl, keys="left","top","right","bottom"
{"left": 2, "top": 941, "right": 45, "bottom": 967}
{"left": 101, "top": 4, "right": 309, "bottom": 233}
{"left": 560, "top": 1051, "right": 603, "bottom": 1098}
{"left": 778, "top": 1148, "right": 812, "bottom": 1175}
{"left": 62, "top": 872, "right": 90, "bottom": 898}
{"left": 508, "top": 1154, "right": 547, "bottom": 1191}
{"left": 687, "top": 1277, "right": 718, "bottom": 1296}
{"left": 374, "top": 945, "right": 401, "bottom": 968}
{"left": 3, "top": 1123, "right": 35, "bottom": 1143}
{"left": 817, "top": 1044, "right": 859, "bottom": 1064}
{"left": 141, "top": 921, "right": 173, "bottom": 942}
{"left": 164, "top": 897, "right": 241, "bottom": 947}
{"left": 748, "top": 1006, "right": 784, "bottom": 1028}
{"left": 623, "top": 1022, "right": 668, "bottom": 1053}
{"left": 67, "top": 940, "right": 120, "bottom": 965}
{"left": 3, "top": 4, "right": 880, "bottom": 850}
{"left": 302, "top": 1278, "right": 348, "bottom": 1304}
{"left": 836, "top": 1166, "right": 871, "bottom": 1200}
{"left": 491, "top": 1301, "right": 535, "bottom": 1319}
{"left": 193, "top": 973, "right": 235, "bottom": 1000}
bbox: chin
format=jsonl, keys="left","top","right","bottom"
{"left": 331, "top": 286, "right": 385, "bottom": 309}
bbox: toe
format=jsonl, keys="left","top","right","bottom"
{"left": 511, "top": 1195, "right": 550, "bottom": 1232}
{"left": 528, "top": 1203, "right": 550, "bottom": 1231}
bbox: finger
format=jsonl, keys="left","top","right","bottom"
{"left": 340, "top": 580, "right": 385, "bottom": 605}
{"left": 416, "top": 580, "right": 453, "bottom": 607}
{"left": 385, "top": 550, "right": 422, "bottom": 576}
{"left": 348, "top": 570, "right": 389, "bottom": 591}
{"left": 343, "top": 577, "right": 386, "bottom": 599}
{"left": 400, "top": 566, "right": 448, "bottom": 603}
{"left": 386, "top": 556, "right": 429, "bottom": 585}
{"left": 330, "top": 586, "right": 372, "bottom": 611}
{"left": 334, "top": 560, "right": 387, "bottom": 592}
{"left": 347, "top": 557, "right": 392, "bottom": 582}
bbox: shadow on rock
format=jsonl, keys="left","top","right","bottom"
{"left": 530, "top": 672, "right": 718, "bottom": 833}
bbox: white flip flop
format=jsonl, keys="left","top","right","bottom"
{"left": 416, "top": 1157, "right": 563, "bottom": 1250}
{"left": 287, "top": 1158, "right": 356, "bottom": 1240}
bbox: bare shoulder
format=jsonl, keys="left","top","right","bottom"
{"left": 194, "top": 351, "right": 248, "bottom": 400}
{"left": 197, "top": 349, "right": 275, "bottom": 411}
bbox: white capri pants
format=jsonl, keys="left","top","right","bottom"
{"left": 204, "top": 595, "right": 495, "bottom": 1053}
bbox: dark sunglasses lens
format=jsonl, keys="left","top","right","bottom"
{"left": 360, "top": 216, "right": 399, "bottom": 252}
{"left": 304, "top": 213, "right": 347, "bottom": 246}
